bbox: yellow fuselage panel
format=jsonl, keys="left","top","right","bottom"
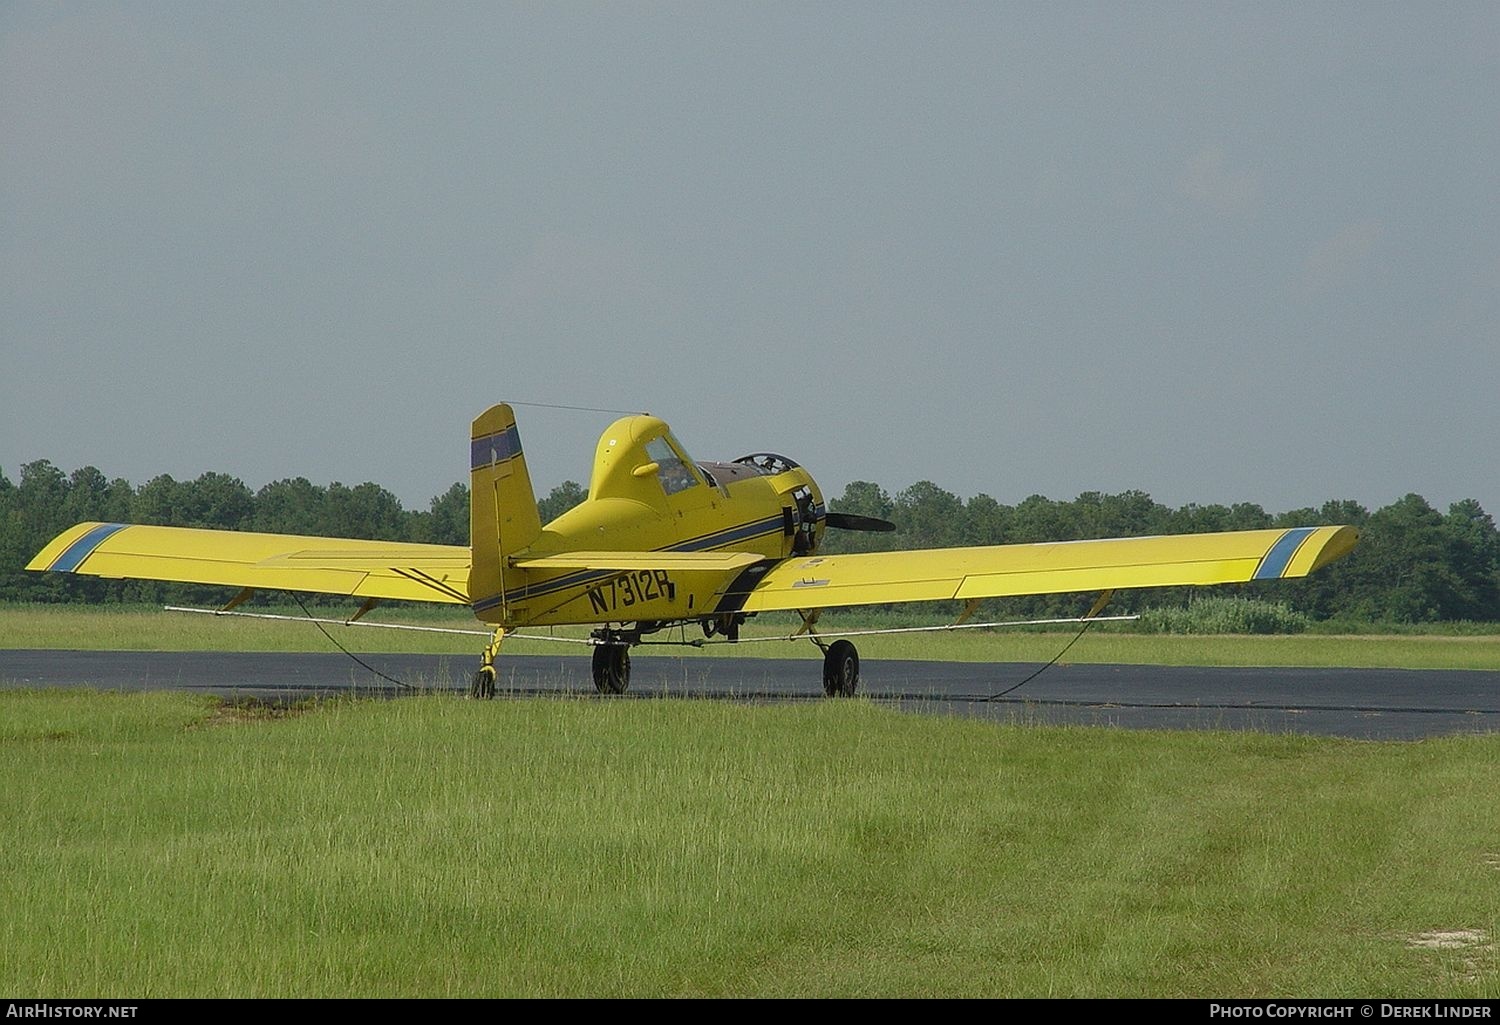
{"left": 485, "top": 465, "right": 823, "bottom": 627}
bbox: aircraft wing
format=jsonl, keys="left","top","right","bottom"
{"left": 27, "top": 522, "right": 471, "bottom": 604}
{"left": 727, "top": 526, "right": 1358, "bottom": 613}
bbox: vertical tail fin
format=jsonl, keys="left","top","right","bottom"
{"left": 469, "top": 403, "right": 541, "bottom": 616}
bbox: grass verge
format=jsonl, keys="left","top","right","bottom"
{"left": 1, "top": 690, "right": 1497, "bottom": 997}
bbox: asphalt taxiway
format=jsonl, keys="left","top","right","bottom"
{"left": 3, "top": 649, "right": 1498, "bottom": 740}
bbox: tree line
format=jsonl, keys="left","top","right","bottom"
{"left": 3, "top": 460, "right": 1497, "bottom": 624}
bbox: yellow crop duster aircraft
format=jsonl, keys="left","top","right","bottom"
{"left": 31, "top": 403, "right": 1358, "bottom": 697}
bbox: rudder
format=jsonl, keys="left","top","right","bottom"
{"left": 470, "top": 403, "right": 542, "bottom": 615}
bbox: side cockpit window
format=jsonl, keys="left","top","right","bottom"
{"left": 646, "top": 435, "right": 700, "bottom": 496}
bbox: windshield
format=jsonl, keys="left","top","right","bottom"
{"left": 646, "top": 435, "right": 700, "bottom": 496}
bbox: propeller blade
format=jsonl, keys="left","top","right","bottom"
{"left": 824, "top": 512, "right": 897, "bottom": 532}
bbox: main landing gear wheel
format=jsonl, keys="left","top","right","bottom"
{"left": 592, "top": 644, "right": 631, "bottom": 695}
{"left": 822, "top": 639, "right": 859, "bottom": 697}
{"left": 470, "top": 665, "right": 496, "bottom": 700}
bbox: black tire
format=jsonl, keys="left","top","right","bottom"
{"left": 822, "top": 639, "right": 859, "bottom": 697}
{"left": 470, "top": 665, "right": 496, "bottom": 700}
{"left": 591, "top": 644, "right": 631, "bottom": 694}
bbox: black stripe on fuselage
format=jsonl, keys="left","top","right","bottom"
{"left": 470, "top": 514, "right": 785, "bottom": 614}
{"left": 711, "top": 560, "right": 777, "bottom": 617}
{"left": 492, "top": 513, "right": 784, "bottom": 607}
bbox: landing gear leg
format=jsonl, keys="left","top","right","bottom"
{"left": 470, "top": 627, "right": 505, "bottom": 699}
{"left": 591, "top": 642, "right": 631, "bottom": 695}
{"left": 799, "top": 610, "right": 858, "bottom": 697}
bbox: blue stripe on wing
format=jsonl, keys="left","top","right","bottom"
{"left": 48, "top": 523, "right": 129, "bottom": 573}
{"left": 1252, "top": 527, "right": 1318, "bottom": 580}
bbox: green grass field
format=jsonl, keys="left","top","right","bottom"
{"left": 2, "top": 689, "right": 1497, "bottom": 998}
{"left": 6, "top": 603, "right": 1500, "bottom": 669}
{"left": 3, "top": 604, "right": 1499, "bottom": 996}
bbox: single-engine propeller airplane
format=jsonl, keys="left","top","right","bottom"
{"left": 30, "top": 403, "right": 1359, "bottom": 697}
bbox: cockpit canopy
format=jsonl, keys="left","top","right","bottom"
{"left": 732, "top": 453, "right": 801, "bottom": 476}
{"left": 645, "top": 434, "right": 700, "bottom": 496}
{"left": 590, "top": 414, "right": 708, "bottom": 502}
{"left": 589, "top": 415, "right": 811, "bottom": 511}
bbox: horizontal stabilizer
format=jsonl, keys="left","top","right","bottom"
{"left": 511, "top": 550, "right": 765, "bottom": 572}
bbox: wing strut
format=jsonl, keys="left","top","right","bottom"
{"left": 348, "top": 597, "right": 382, "bottom": 624}
{"left": 1084, "top": 589, "right": 1115, "bottom": 620}
{"left": 220, "top": 588, "right": 256, "bottom": 613}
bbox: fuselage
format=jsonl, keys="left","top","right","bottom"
{"left": 481, "top": 415, "right": 825, "bottom": 630}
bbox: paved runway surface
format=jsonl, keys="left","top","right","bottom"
{"left": 5, "top": 649, "right": 1499, "bottom": 739}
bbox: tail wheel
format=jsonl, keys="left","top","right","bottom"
{"left": 591, "top": 644, "right": 631, "bottom": 694}
{"left": 470, "top": 665, "right": 496, "bottom": 700}
{"left": 822, "top": 639, "right": 859, "bottom": 697}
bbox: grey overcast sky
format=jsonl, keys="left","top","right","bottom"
{"left": 3, "top": 2, "right": 1497, "bottom": 517}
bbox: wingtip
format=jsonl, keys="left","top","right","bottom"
{"left": 26, "top": 522, "right": 122, "bottom": 573}
{"left": 1309, "top": 525, "right": 1359, "bottom": 573}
